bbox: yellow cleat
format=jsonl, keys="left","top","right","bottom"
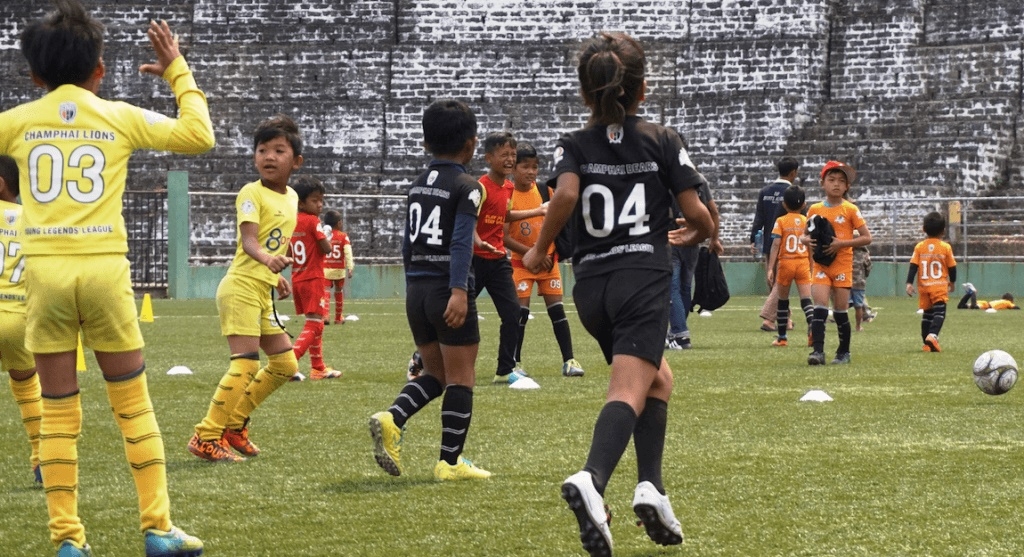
{"left": 434, "top": 456, "right": 492, "bottom": 480}
{"left": 368, "top": 411, "right": 403, "bottom": 476}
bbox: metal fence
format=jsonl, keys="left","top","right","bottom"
{"left": 124, "top": 189, "right": 169, "bottom": 291}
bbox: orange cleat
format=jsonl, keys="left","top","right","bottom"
{"left": 310, "top": 366, "right": 343, "bottom": 380}
{"left": 223, "top": 419, "right": 260, "bottom": 457}
{"left": 188, "top": 433, "right": 245, "bottom": 463}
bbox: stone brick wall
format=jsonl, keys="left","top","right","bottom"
{"left": 1, "top": 0, "right": 1022, "bottom": 267}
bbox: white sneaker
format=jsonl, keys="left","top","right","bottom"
{"left": 632, "top": 481, "right": 684, "bottom": 546}
{"left": 561, "top": 471, "right": 612, "bottom": 556}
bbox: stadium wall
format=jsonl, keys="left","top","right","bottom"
{"left": 1, "top": 1, "right": 1022, "bottom": 271}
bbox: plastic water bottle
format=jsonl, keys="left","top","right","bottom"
{"left": 754, "top": 229, "right": 763, "bottom": 258}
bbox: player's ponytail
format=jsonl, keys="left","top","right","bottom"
{"left": 577, "top": 32, "right": 646, "bottom": 127}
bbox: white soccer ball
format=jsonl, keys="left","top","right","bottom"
{"left": 972, "top": 350, "right": 1018, "bottom": 396}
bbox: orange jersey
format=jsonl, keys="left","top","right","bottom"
{"left": 807, "top": 199, "right": 866, "bottom": 270}
{"left": 771, "top": 212, "right": 809, "bottom": 261}
{"left": 980, "top": 299, "right": 1018, "bottom": 311}
{"left": 910, "top": 238, "right": 956, "bottom": 289}
{"left": 507, "top": 184, "right": 554, "bottom": 264}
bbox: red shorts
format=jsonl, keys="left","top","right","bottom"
{"left": 293, "top": 278, "right": 328, "bottom": 315}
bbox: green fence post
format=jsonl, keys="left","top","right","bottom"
{"left": 167, "top": 171, "right": 189, "bottom": 299}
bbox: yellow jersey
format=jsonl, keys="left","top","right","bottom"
{"left": 0, "top": 200, "right": 25, "bottom": 313}
{"left": 0, "top": 57, "right": 215, "bottom": 256}
{"left": 226, "top": 181, "right": 298, "bottom": 286}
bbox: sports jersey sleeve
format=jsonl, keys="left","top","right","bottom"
{"left": 909, "top": 243, "right": 922, "bottom": 266}
{"left": 662, "top": 129, "right": 705, "bottom": 197}
{"left": 236, "top": 186, "right": 261, "bottom": 226}
{"left": 771, "top": 217, "right": 783, "bottom": 239}
{"left": 548, "top": 136, "right": 579, "bottom": 186}
{"left": 120, "top": 57, "right": 215, "bottom": 155}
{"left": 849, "top": 204, "right": 867, "bottom": 230}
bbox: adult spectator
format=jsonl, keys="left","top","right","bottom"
{"left": 751, "top": 157, "right": 800, "bottom": 331}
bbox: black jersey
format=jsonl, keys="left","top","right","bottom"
{"left": 404, "top": 161, "right": 484, "bottom": 279}
{"left": 549, "top": 116, "right": 705, "bottom": 279}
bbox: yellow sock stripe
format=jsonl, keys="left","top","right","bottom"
{"left": 116, "top": 408, "right": 154, "bottom": 420}
{"left": 124, "top": 431, "right": 162, "bottom": 444}
{"left": 44, "top": 484, "right": 77, "bottom": 494}
{"left": 129, "top": 459, "right": 166, "bottom": 470}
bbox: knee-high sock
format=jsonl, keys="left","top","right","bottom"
{"left": 293, "top": 319, "right": 323, "bottom": 359}
{"left": 834, "top": 310, "right": 851, "bottom": 354}
{"left": 811, "top": 306, "right": 829, "bottom": 352}
{"left": 547, "top": 302, "right": 575, "bottom": 361}
{"left": 389, "top": 374, "right": 444, "bottom": 428}
{"left": 40, "top": 393, "right": 85, "bottom": 548}
{"left": 334, "top": 283, "right": 345, "bottom": 321}
{"left": 584, "top": 401, "right": 637, "bottom": 495}
{"left": 106, "top": 368, "right": 172, "bottom": 533}
{"left": 514, "top": 306, "right": 530, "bottom": 363}
{"left": 195, "top": 353, "right": 260, "bottom": 440}
{"left": 921, "top": 310, "right": 934, "bottom": 342}
{"left": 634, "top": 398, "right": 668, "bottom": 494}
{"left": 800, "top": 297, "right": 814, "bottom": 326}
{"left": 308, "top": 323, "right": 326, "bottom": 370}
{"left": 227, "top": 350, "right": 297, "bottom": 429}
{"left": 439, "top": 385, "right": 474, "bottom": 465}
{"left": 10, "top": 374, "right": 42, "bottom": 468}
{"left": 776, "top": 298, "right": 790, "bottom": 338}
{"left": 929, "top": 303, "right": 947, "bottom": 336}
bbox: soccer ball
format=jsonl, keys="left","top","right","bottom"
{"left": 972, "top": 350, "right": 1018, "bottom": 396}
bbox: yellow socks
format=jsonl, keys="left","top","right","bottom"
{"left": 194, "top": 354, "right": 259, "bottom": 440}
{"left": 9, "top": 374, "right": 42, "bottom": 468}
{"left": 40, "top": 393, "right": 85, "bottom": 548}
{"left": 105, "top": 370, "right": 172, "bottom": 533}
{"left": 226, "top": 350, "right": 297, "bottom": 429}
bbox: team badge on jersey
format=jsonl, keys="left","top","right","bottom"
{"left": 427, "top": 170, "right": 439, "bottom": 185}
{"left": 469, "top": 188, "right": 482, "bottom": 207}
{"left": 240, "top": 199, "right": 256, "bottom": 215}
{"left": 4, "top": 209, "right": 17, "bottom": 226}
{"left": 678, "top": 147, "right": 694, "bottom": 169}
{"left": 553, "top": 146, "right": 564, "bottom": 166}
{"left": 59, "top": 102, "right": 77, "bottom": 124}
{"left": 517, "top": 281, "right": 529, "bottom": 292}
{"left": 606, "top": 124, "right": 624, "bottom": 144}
{"left": 927, "top": 244, "right": 935, "bottom": 252}
{"left": 142, "top": 109, "right": 168, "bottom": 126}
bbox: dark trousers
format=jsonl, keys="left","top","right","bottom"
{"left": 472, "top": 256, "right": 521, "bottom": 375}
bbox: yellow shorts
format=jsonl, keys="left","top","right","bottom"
{"left": 217, "top": 273, "right": 286, "bottom": 337}
{"left": 25, "top": 254, "right": 144, "bottom": 354}
{"left": 0, "top": 310, "right": 34, "bottom": 371}
{"left": 324, "top": 268, "right": 347, "bottom": 281}
{"left": 512, "top": 263, "right": 563, "bottom": 297}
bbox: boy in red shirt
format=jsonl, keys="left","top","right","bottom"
{"left": 322, "top": 209, "right": 354, "bottom": 324}
{"left": 290, "top": 177, "right": 341, "bottom": 380}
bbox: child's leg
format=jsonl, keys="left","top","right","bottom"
{"left": 633, "top": 358, "right": 672, "bottom": 493}
{"left": 437, "top": 342, "right": 479, "bottom": 465}
{"left": 775, "top": 283, "right": 790, "bottom": 339}
{"left": 832, "top": 287, "right": 852, "bottom": 355}
{"left": 227, "top": 343, "right": 298, "bottom": 429}
{"left": 194, "top": 347, "right": 259, "bottom": 441}
{"left": 293, "top": 314, "right": 324, "bottom": 360}
{"left": 921, "top": 309, "right": 934, "bottom": 342}
{"left": 796, "top": 282, "right": 814, "bottom": 327}
{"left": 515, "top": 297, "right": 530, "bottom": 364}
{"left": 40, "top": 391, "right": 86, "bottom": 548}
{"left": 545, "top": 295, "right": 575, "bottom": 362}
{"left": 8, "top": 370, "right": 42, "bottom": 472}
{"left": 334, "top": 279, "right": 346, "bottom": 322}
{"left": 810, "top": 283, "right": 831, "bottom": 353}
{"left": 929, "top": 302, "right": 947, "bottom": 336}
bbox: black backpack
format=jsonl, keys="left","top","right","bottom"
{"left": 536, "top": 184, "right": 575, "bottom": 262}
{"left": 807, "top": 214, "right": 836, "bottom": 267}
{"left": 691, "top": 246, "right": 730, "bottom": 313}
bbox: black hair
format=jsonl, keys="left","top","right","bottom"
{"left": 577, "top": 32, "right": 646, "bottom": 127}
{"left": 422, "top": 99, "right": 477, "bottom": 157}
{"left": 20, "top": 0, "right": 105, "bottom": 89}
{"left": 483, "top": 131, "right": 516, "bottom": 154}
{"left": 782, "top": 184, "right": 805, "bottom": 212}
{"left": 291, "top": 176, "right": 325, "bottom": 201}
{"left": 1002, "top": 293, "right": 1014, "bottom": 302}
{"left": 254, "top": 114, "right": 302, "bottom": 157}
{"left": 922, "top": 211, "right": 946, "bottom": 238}
{"left": 323, "top": 209, "right": 342, "bottom": 229}
{"left": 0, "top": 156, "right": 19, "bottom": 198}
{"left": 516, "top": 142, "right": 538, "bottom": 164}
{"left": 777, "top": 157, "right": 800, "bottom": 177}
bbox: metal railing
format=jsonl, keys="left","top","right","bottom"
{"left": 124, "top": 190, "right": 169, "bottom": 290}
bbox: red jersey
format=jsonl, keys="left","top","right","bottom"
{"left": 289, "top": 212, "right": 327, "bottom": 283}
{"left": 324, "top": 229, "right": 351, "bottom": 270}
{"left": 474, "top": 174, "right": 514, "bottom": 259}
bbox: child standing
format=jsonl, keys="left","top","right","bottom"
{"left": 368, "top": 99, "right": 492, "bottom": 481}
{"left": 906, "top": 212, "right": 957, "bottom": 352}
{"left": 851, "top": 234, "right": 872, "bottom": 331}
{"left": 0, "top": 156, "right": 43, "bottom": 486}
{"left": 289, "top": 177, "right": 341, "bottom": 380}
{"left": 522, "top": 32, "right": 714, "bottom": 556}
{"left": 189, "top": 115, "right": 301, "bottom": 463}
{"left": 0, "top": 4, "right": 212, "bottom": 554}
{"left": 804, "top": 161, "right": 872, "bottom": 365}
{"left": 503, "top": 142, "right": 584, "bottom": 377}
{"left": 322, "top": 209, "right": 354, "bottom": 324}
{"left": 765, "top": 184, "right": 813, "bottom": 347}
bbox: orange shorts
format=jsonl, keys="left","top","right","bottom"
{"left": 775, "top": 258, "right": 811, "bottom": 289}
{"left": 512, "top": 263, "right": 563, "bottom": 298}
{"left": 918, "top": 286, "right": 949, "bottom": 310}
{"left": 812, "top": 255, "right": 853, "bottom": 289}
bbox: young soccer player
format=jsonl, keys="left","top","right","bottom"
{"left": 522, "top": 32, "right": 714, "bottom": 556}
{"left": 503, "top": 142, "right": 584, "bottom": 377}
{"left": 322, "top": 209, "right": 354, "bottom": 324}
{"left": 957, "top": 286, "right": 1019, "bottom": 310}
{"left": 804, "top": 161, "right": 872, "bottom": 365}
{"left": 0, "top": 3, "right": 212, "bottom": 554}
{"left": 474, "top": 132, "right": 546, "bottom": 384}
{"left": 0, "top": 155, "right": 43, "bottom": 486}
{"left": 906, "top": 212, "right": 957, "bottom": 352}
{"left": 765, "top": 184, "right": 813, "bottom": 347}
{"left": 368, "top": 99, "right": 492, "bottom": 481}
{"left": 289, "top": 177, "right": 341, "bottom": 380}
{"left": 188, "top": 115, "right": 301, "bottom": 463}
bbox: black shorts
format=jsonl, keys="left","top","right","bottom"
{"left": 406, "top": 277, "right": 480, "bottom": 346}
{"left": 573, "top": 268, "right": 671, "bottom": 366}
